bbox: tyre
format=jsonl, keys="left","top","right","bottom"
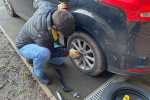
{"left": 3, "top": 0, "right": 17, "bottom": 17}
{"left": 101, "top": 82, "right": 150, "bottom": 100}
{"left": 67, "top": 31, "right": 107, "bottom": 76}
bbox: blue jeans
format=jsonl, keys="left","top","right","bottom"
{"left": 18, "top": 44, "right": 64, "bottom": 78}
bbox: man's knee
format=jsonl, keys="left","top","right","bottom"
{"left": 38, "top": 48, "right": 50, "bottom": 60}
{"left": 57, "top": 57, "right": 64, "bottom": 65}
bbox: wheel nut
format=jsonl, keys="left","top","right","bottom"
{"left": 74, "top": 93, "right": 78, "bottom": 97}
{"left": 74, "top": 93, "right": 80, "bottom": 99}
{"left": 77, "top": 95, "right": 80, "bottom": 99}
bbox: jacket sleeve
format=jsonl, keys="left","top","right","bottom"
{"left": 35, "top": 37, "right": 69, "bottom": 57}
{"left": 33, "top": 0, "right": 57, "bottom": 10}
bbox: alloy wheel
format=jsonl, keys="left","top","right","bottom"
{"left": 70, "top": 39, "right": 95, "bottom": 71}
{"left": 4, "top": 0, "right": 12, "bottom": 15}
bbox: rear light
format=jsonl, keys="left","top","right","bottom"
{"left": 139, "top": 5, "right": 150, "bottom": 21}
{"left": 97, "top": 0, "right": 150, "bottom": 22}
{"left": 141, "top": 12, "right": 150, "bottom": 17}
{"left": 140, "top": 12, "right": 150, "bottom": 21}
{"left": 124, "top": 68, "right": 150, "bottom": 73}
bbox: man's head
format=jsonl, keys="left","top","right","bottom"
{"left": 51, "top": 9, "right": 75, "bottom": 37}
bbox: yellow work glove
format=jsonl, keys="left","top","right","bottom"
{"left": 69, "top": 49, "right": 78, "bottom": 58}
{"left": 58, "top": 2, "right": 67, "bottom": 10}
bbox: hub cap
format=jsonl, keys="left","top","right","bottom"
{"left": 70, "top": 39, "right": 95, "bottom": 70}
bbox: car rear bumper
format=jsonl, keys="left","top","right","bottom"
{"left": 101, "top": 22, "right": 150, "bottom": 76}
{"left": 107, "top": 66, "right": 150, "bottom": 76}
{"left": 104, "top": 50, "right": 150, "bottom": 76}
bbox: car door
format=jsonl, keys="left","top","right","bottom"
{"left": 11, "top": 0, "right": 77, "bottom": 20}
{"left": 11, "top": 0, "right": 35, "bottom": 20}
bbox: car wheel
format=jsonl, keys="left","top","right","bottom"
{"left": 3, "top": 0, "right": 17, "bottom": 17}
{"left": 67, "top": 31, "right": 107, "bottom": 76}
{"left": 101, "top": 82, "right": 150, "bottom": 100}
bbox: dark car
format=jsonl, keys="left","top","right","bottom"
{"left": 3, "top": 0, "right": 150, "bottom": 76}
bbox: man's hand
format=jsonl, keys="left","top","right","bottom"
{"left": 58, "top": 2, "right": 67, "bottom": 10}
{"left": 69, "top": 49, "right": 78, "bottom": 58}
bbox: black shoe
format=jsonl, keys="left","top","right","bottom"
{"left": 33, "top": 72, "right": 51, "bottom": 85}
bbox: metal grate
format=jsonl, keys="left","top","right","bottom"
{"left": 84, "top": 74, "right": 129, "bottom": 100}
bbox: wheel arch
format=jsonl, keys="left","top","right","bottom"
{"left": 71, "top": 0, "right": 129, "bottom": 44}
{"left": 64, "top": 25, "right": 104, "bottom": 49}
{"left": 71, "top": 12, "right": 107, "bottom": 46}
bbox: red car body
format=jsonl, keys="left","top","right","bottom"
{"left": 98, "top": 0, "right": 150, "bottom": 22}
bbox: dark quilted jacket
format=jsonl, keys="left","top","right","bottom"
{"left": 15, "top": 0, "right": 68, "bottom": 57}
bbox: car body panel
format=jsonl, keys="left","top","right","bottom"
{"left": 10, "top": 0, "right": 35, "bottom": 20}
{"left": 98, "top": 0, "right": 140, "bottom": 21}
{"left": 73, "top": 0, "right": 128, "bottom": 44}
{"left": 9, "top": 0, "right": 78, "bottom": 20}
{"left": 97, "top": 0, "right": 150, "bottom": 22}
{"left": 103, "top": 22, "right": 150, "bottom": 75}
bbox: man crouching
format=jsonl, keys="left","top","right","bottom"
{"left": 15, "top": 0, "right": 78, "bottom": 85}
